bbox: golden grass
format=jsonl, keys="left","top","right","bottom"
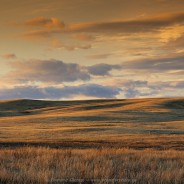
{"left": 0, "top": 147, "right": 184, "bottom": 184}
{"left": 0, "top": 98, "right": 184, "bottom": 183}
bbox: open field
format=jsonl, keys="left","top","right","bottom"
{"left": 0, "top": 98, "right": 184, "bottom": 183}
{"left": 1, "top": 147, "right": 184, "bottom": 184}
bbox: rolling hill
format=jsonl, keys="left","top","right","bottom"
{"left": 0, "top": 98, "right": 184, "bottom": 150}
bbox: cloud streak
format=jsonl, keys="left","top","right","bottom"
{"left": 68, "top": 13, "right": 184, "bottom": 33}
{"left": 20, "top": 17, "right": 65, "bottom": 29}
{"left": 16, "top": 12, "right": 184, "bottom": 40}
{"left": 123, "top": 54, "right": 184, "bottom": 72}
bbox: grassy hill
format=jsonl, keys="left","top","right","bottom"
{"left": 0, "top": 98, "right": 183, "bottom": 150}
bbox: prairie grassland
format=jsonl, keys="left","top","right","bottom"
{"left": 0, "top": 98, "right": 184, "bottom": 183}
{"left": 0, "top": 98, "right": 184, "bottom": 149}
{"left": 0, "top": 147, "right": 184, "bottom": 184}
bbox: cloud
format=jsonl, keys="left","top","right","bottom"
{"left": 7, "top": 60, "right": 90, "bottom": 83}
{"left": 148, "top": 80, "right": 184, "bottom": 90}
{"left": 126, "top": 80, "right": 184, "bottom": 98}
{"left": 121, "top": 80, "right": 148, "bottom": 88}
{"left": 87, "top": 63, "right": 121, "bottom": 76}
{"left": 169, "top": 71, "right": 184, "bottom": 76}
{"left": 3, "top": 59, "right": 121, "bottom": 84}
{"left": 51, "top": 39, "right": 92, "bottom": 51}
{"left": 104, "top": 79, "right": 184, "bottom": 98}
{"left": 0, "top": 84, "right": 121, "bottom": 100}
{"left": 115, "top": 80, "right": 151, "bottom": 98}
{"left": 166, "top": 34, "right": 184, "bottom": 49}
{"left": 123, "top": 54, "right": 184, "bottom": 72}
{"left": 68, "top": 12, "right": 184, "bottom": 33}
{"left": 87, "top": 54, "right": 112, "bottom": 60}
{"left": 17, "top": 12, "right": 184, "bottom": 40}
{"left": 0, "top": 79, "right": 183, "bottom": 100}
{"left": 21, "top": 17, "right": 65, "bottom": 29}
{"left": 1, "top": 54, "right": 17, "bottom": 59}
{"left": 123, "top": 88, "right": 141, "bottom": 98}
{"left": 17, "top": 17, "right": 64, "bottom": 40}
{"left": 155, "top": 0, "right": 183, "bottom": 3}
{"left": 104, "top": 79, "right": 148, "bottom": 88}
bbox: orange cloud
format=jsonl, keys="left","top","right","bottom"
{"left": 18, "top": 12, "right": 184, "bottom": 33}
{"left": 15, "top": 12, "right": 184, "bottom": 41}
{"left": 68, "top": 12, "right": 184, "bottom": 33}
{"left": 1, "top": 54, "right": 17, "bottom": 59}
{"left": 19, "top": 17, "right": 65, "bottom": 29}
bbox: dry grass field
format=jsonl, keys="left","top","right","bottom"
{"left": 1, "top": 147, "right": 184, "bottom": 183}
{"left": 0, "top": 98, "right": 184, "bottom": 183}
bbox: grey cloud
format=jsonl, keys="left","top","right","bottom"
{"left": 123, "top": 54, "right": 184, "bottom": 72}
{"left": 123, "top": 88, "right": 140, "bottom": 98}
{"left": 120, "top": 80, "right": 150, "bottom": 98}
{"left": 122, "top": 80, "right": 148, "bottom": 88}
{"left": 114, "top": 79, "right": 184, "bottom": 98}
{"left": 4, "top": 60, "right": 121, "bottom": 84}
{"left": 0, "top": 84, "right": 121, "bottom": 100}
{"left": 87, "top": 63, "right": 121, "bottom": 76}
{"left": 174, "top": 81, "right": 184, "bottom": 88}
{"left": 94, "top": 80, "right": 183, "bottom": 99}
{"left": 8, "top": 60, "right": 90, "bottom": 83}
{"left": 0, "top": 80, "right": 183, "bottom": 100}
{"left": 148, "top": 81, "right": 184, "bottom": 90}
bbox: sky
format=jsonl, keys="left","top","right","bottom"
{"left": 0, "top": 0, "right": 184, "bottom": 100}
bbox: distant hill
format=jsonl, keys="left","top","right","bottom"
{"left": 0, "top": 98, "right": 183, "bottom": 117}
